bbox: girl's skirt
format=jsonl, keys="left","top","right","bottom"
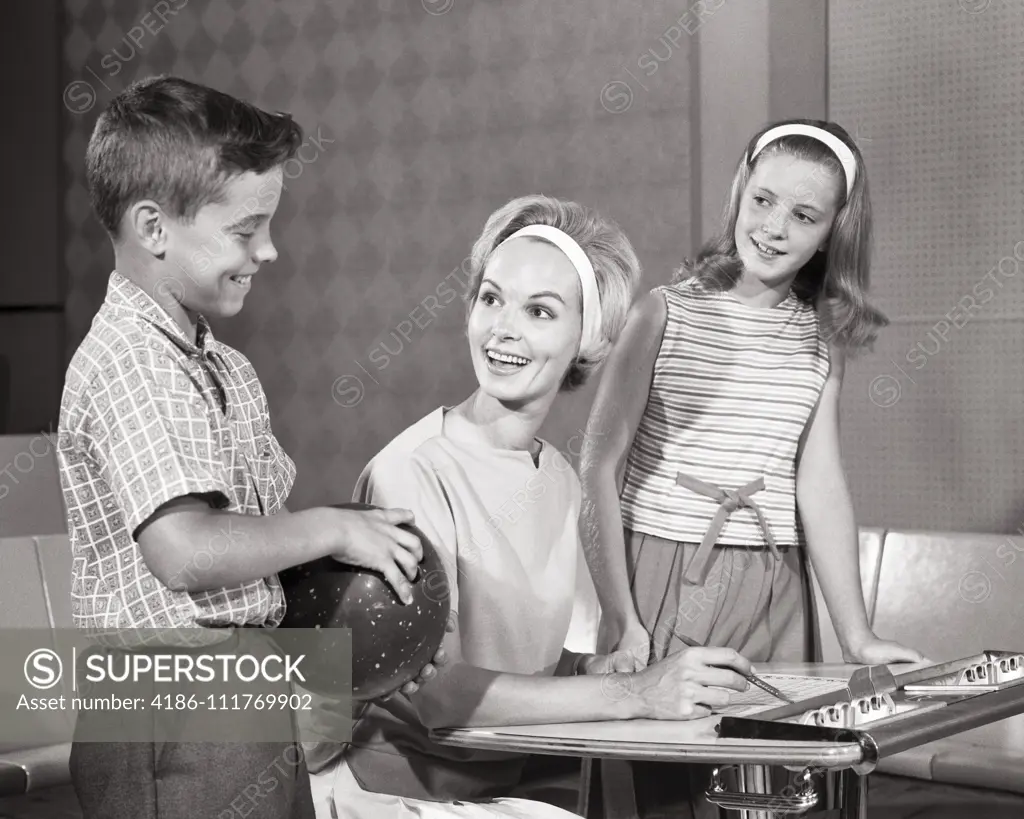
{"left": 593, "top": 529, "right": 821, "bottom": 819}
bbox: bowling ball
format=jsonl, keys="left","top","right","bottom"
{"left": 277, "top": 502, "right": 451, "bottom": 701}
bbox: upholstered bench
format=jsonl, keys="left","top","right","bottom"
{"left": 0, "top": 534, "right": 75, "bottom": 796}
{"left": 0, "top": 435, "right": 74, "bottom": 798}
{"left": 811, "top": 528, "right": 1024, "bottom": 795}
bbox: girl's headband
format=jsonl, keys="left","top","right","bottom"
{"left": 499, "top": 225, "right": 604, "bottom": 357}
{"left": 751, "top": 124, "right": 857, "bottom": 198}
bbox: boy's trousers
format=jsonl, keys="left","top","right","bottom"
{"left": 68, "top": 627, "right": 315, "bottom": 819}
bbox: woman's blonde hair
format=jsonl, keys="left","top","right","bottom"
{"left": 674, "top": 119, "right": 887, "bottom": 351}
{"left": 465, "top": 195, "right": 642, "bottom": 390}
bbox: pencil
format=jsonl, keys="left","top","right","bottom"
{"left": 667, "top": 627, "right": 795, "bottom": 705}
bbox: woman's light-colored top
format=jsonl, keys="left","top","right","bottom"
{"left": 308, "top": 407, "right": 582, "bottom": 801}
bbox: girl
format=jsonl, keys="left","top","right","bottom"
{"left": 579, "top": 120, "right": 926, "bottom": 817}
{"left": 306, "top": 195, "right": 754, "bottom": 819}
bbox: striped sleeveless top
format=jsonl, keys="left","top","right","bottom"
{"left": 620, "top": 279, "right": 830, "bottom": 548}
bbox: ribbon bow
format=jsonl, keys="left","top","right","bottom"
{"left": 674, "top": 473, "right": 780, "bottom": 585}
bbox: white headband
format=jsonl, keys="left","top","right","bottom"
{"left": 498, "top": 225, "right": 604, "bottom": 357}
{"left": 752, "top": 124, "right": 857, "bottom": 198}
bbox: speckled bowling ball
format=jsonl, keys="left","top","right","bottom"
{"left": 278, "top": 503, "right": 451, "bottom": 701}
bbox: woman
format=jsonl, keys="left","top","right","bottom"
{"left": 307, "top": 195, "right": 754, "bottom": 818}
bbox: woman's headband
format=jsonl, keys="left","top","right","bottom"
{"left": 498, "top": 225, "right": 604, "bottom": 357}
{"left": 751, "top": 124, "right": 857, "bottom": 198}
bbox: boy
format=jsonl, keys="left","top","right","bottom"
{"left": 56, "top": 75, "right": 440, "bottom": 819}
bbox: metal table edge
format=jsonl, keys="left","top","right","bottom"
{"left": 429, "top": 728, "right": 865, "bottom": 767}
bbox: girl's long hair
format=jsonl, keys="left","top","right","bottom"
{"left": 673, "top": 119, "right": 887, "bottom": 351}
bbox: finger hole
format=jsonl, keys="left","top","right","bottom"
{"left": 387, "top": 571, "right": 412, "bottom": 604}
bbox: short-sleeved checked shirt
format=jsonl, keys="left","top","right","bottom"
{"left": 57, "top": 272, "right": 295, "bottom": 631}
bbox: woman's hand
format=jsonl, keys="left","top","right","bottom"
{"left": 381, "top": 613, "right": 457, "bottom": 700}
{"left": 629, "top": 646, "right": 752, "bottom": 720}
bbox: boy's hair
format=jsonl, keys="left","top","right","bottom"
{"left": 674, "top": 118, "right": 886, "bottom": 351}
{"left": 86, "top": 75, "right": 303, "bottom": 238}
{"left": 464, "top": 195, "right": 643, "bottom": 391}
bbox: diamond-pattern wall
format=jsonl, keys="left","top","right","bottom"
{"left": 62, "top": 0, "right": 694, "bottom": 509}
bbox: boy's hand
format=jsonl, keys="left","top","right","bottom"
{"left": 328, "top": 506, "right": 423, "bottom": 604}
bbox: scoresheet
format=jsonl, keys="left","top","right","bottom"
{"left": 715, "top": 674, "right": 849, "bottom": 717}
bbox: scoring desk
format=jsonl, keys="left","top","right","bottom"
{"left": 431, "top": 657, "right": 1024, "bottom": 818}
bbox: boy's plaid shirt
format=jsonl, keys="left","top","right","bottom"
{"left": 57, "top": 273, "right": 295, "bottom": 631}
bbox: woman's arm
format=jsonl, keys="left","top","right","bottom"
{"left": 554, "top": 648, "right": 588, "bottom": 677}
{"left": 579, "top": 290, "right": 668, "bottom": 650}
{"left": 354, "top": 422, "right": 750, "bottom": 727}
{"left": 408, "top": 614, "right": 751, "bottom": 729}
{"left": 796, "top": 346, "right": 924, "bottom": 663}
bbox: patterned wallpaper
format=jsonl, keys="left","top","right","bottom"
{"left": 63, "top": 1, "right": 1022, "bottom": 537}
{"left": 830, "top": 0, "right": 1024, "bottom": 532}
{"left": 61, "top": 0, "right": 694, "bottom": 509}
